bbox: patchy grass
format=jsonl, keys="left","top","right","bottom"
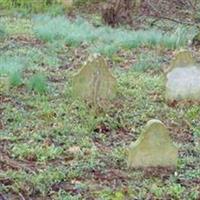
{"left": 0, "top": 56, "right": 26, "bottom": 75}
{"left": 33, "top": 15, "right": 192, "bottom": 57}
{"left": 134, "top": 51, "right": 163, "bottom": 72}
{"left": 0, "top": 13, "right": 199, "bottom": 200}
{"left": 0, "top": 24, "right": 7, "bottom": 39}
{"left": 9, "top": 71, "right": 23, "bottom": 87}
{"left": 27, "top": 74, "right": 48, "bottom": 94}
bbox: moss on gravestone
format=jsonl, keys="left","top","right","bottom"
{"left": 72, "top": 55, "right": 117, "bottom": 110}
{"left": 170, "top": 50, "right": 195, "bottom": 70}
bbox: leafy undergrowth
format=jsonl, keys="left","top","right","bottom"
{"left": 0, "top": 14, "right": 200, "bottom": 200}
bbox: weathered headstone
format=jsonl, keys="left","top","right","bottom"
{"left": 166, "top": 50, "right": 200, "bottom": 101}
{"left": 166, "top": 51, "right": 200, "bottom": 101}
{"left": 127, "top": 119, "right": 178, "bottom": 168}
{"left": 72, "top": 55, "right": 117, "bottom": 109}
{"left": 170, "top": 50, "right": 194, "bottom": 68}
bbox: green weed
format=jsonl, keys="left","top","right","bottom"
{"left": 2, "top": 167, "right": 66, "bottom": 196}
{"left": 0, "top": 56, "right": 25, "bottom": 89}
{"left": 46, "top": 4, "right": 65, "bottom": 16}
{"left": 134, "top": 52, "right": 162, "bottom": 72}
{"left": 9, "top": 71, "right": 23, "bottom": 87}
{"left": 0, "top": 0, "right": 53, "bottom": 12}
{"left": 11, "top": 143, "right": 63, "bottom": 162}
{"left": 27, "top": 74, "right": 48, "bottom": 94}
{"left": 33, "top": 15, "right": 191, "bottom": 56}
{"left": 169, "top": 183, "right": 185, "bottom": 199}
{"left": 0, "top": 56, "right": 25, "bottom": 75}
{"left": 91, "top": 43, "right": 119, "bottom": 57}
{"left": 0, "top": 17, "right": 32, "bottom": 35}
{"left": 33, "top": 15, "right": 68, "bottom": 42}
{"left": 0, "top": 24, "right": 7, "bottom": 39}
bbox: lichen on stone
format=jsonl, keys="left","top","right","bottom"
{"left": 128, "top": 119, "right": 178, "bottom": 168}
{"left": 72, "top": 55, "right": 117, "bottom": 109}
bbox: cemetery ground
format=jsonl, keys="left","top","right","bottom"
{"left": 0, "top": 12, "right": 200, "bottom": 200}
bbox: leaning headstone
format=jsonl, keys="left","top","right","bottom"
{"left": 72, "top": 55, "right": 117, "bottom": 109}
{"left": 166, "top": 50, "right": 200, "bottom": 101}
{"left": 127, "top": 119, "right": 178, "bottom": 168}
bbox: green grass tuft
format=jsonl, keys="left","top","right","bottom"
{"left": 11, "top": 143, "right": 63, "bottom": 162}
{"left": 9, "top": 71, "right": 23, "bottom": 87}
{"left": 27, "top": 74, "right": 48, "bottom": 94}
{"left": 0, "top": 24, "right": 7, "bottom": 39}
{"left": 0, "top": 56, "right": 25, "bottom": 75}
{"left": 33, "top": 15, "right": 191, "bottom": 56}
{"left": 134, "top": 52, "right": 163, "bottom": 72}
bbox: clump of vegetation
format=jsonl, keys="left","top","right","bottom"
{"left": 11, "top": 143, "right": 63, "bottom": 162}
{"left": 27, "top": 73, "right": 48, "bottom": 94}
{"left": 0, "top": 56, "right": 25, "bottom": 89}
{"left": 90, "top": 43, "right": 119, "bottom": 57}
{"left": 0, "top": 24, "right": 7, "bottom": 39}
{"left": 33, "top": 15, "right": 191, "bottom": 56}
{"left": 0, "top": 56, "right": 25, "bottom": 75}
{"left": 0, "top": 0, "right": 55, "bottom": 12}
{"left": 9, "top": 71, "right": 23, "bottom": 87}
{"left": 134, "top": 52, "right": 162, "bottom": 72}
{"left": 33, "top": 16, "right": 95, "bottom": 45}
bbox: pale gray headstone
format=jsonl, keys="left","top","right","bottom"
{"left": 166, "top": 50, "right": 200, "bottom": 101}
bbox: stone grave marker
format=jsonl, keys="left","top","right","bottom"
{"left": 170, "top": 50, "right": 194, "bottom": 68}
{"left": 72, "top": 55, "right": 117, "bottom": 109}
{"left": 166, "top": 50, "right": 200, "bottom": 101}
{"left": 128, "top": 119, "right": 178, "bottom": 168}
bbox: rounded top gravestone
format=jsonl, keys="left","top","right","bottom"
{"left": 166, "top": 50, "right": 200, "bottom": 101}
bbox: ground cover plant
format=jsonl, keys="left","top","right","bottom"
{"left": 0, "top": 3, "right": 200, "bottom": 200}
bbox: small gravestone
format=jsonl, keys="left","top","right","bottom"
{"left": 72, "top": 55, "right": 117, "bottom": 109}
{"left": 166, "top": 50, "right": 200, "bottom": 101}
{"left": 127, "top": 119, "right": 178, "bottom": 168}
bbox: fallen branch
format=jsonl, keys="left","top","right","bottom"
{"left": 148, "top": 14, "right": 200, "bottom": 28}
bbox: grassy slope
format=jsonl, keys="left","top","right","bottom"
{"left": 0, "top": 14, "right": 199, "bottom": 200}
